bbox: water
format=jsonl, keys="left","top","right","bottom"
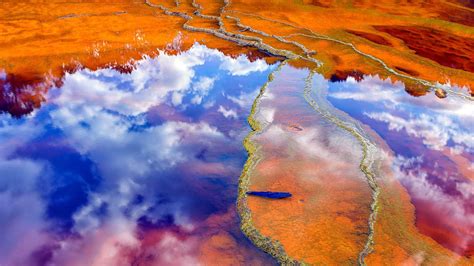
{"left": 244, "top": 65, "right": 373, "bottom": 264}
{"left": 327, "top": 76, "right": 474, "bottom": 257}
{"left": 1, "top": 43, "right": 472, "bottom": 264}
{"left": 0, "top": 44, "right": 277, "bottom": 265}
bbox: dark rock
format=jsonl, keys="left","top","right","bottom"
{"left": 246, "top": 191, "right": 292, "bottom": 199}
{"left": 435, "top": 88, "right": 447, "bottom": 98}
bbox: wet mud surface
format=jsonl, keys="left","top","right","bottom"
{"left": 1, "top": 0, "right": 473, "bottom": 265}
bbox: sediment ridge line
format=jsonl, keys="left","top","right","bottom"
{"left": 143, "top": 1, "right": 377, "bottom": 264}
{"left": 303, "top": 71, "right": 381, "bottom": 266}
{"left": 144, "top": 0, "right": 320, "bottom": 65}
{"left": 142, "top": 1, "right": 471, "bottom": 265}
{"left": 237, "top": 61, "right": 302, "bottom": 265}
{"left": 226, "top": 10, "right": 473, "bottom": 101}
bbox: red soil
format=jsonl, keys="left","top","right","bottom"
{"left": 374, "top": 26, "right": 474, "bottom": 73}
{"left": 346, "top": 30, "right": 392, "bottom": 46}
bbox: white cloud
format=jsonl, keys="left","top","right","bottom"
{"left": 330, "top": 76, "right": 402, "bottom": 107}
{"left": 53, "top": 44, "right": 270, "bottom": 117}
{"left": 392, "top": 155, "right": 474, "bottom": 252}
{"left": 47, "top": 44, "right": 266, "bottom": 233}
{"left": 0, "top": 158, "right": 50, "bottom": 266}
{"left": 0, "top": 114, "right": 50, "bottom": 266}
{"left": 366, "top": 112, "right": 473, "bottom": 153}
{"left": 330, "top": 75, "right": 474, "bottom": 119}
{"left": 225, "top": 87, "right": 260, "bottom": 108}
{"left": 329, "top": 75, "right": 474, "bottom": 155}
{"left": 261, "top": 123, "right": 362, "bottom": 168}
{"left": 191, "top": 76, "right": 217, "bottom": 105}
{"left": 219, "top": 54, "right": 269, "bottom": 76}
{"left": 193, "top": 76, "right": 216, "bottom": 92}
{"left": 54, "top": 51, "right": 199, "bottom": 116}
{"left": 0, "top": 43, "right": 273, "bottom": 265}
{"left": 255, "top": 107, "right": 275, "bottom": 126}
{"left": 146, "top": 233, "right": 201, "bottom": 266}
{"left": 52, "top": 215, "right": 139, "bottom": 266}
{"left": 0, "top": 115, "right": 42, "bottom": 157}
{"left": 47, "top": 64, "right": 235, "bottom": 265}
{"left": 47, "top": 102, "right": 229, "bottom": 263}
{"left": 218, "top": 105, "right": 238, "bottom": 119}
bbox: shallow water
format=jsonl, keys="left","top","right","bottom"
{"left": 0, "top": 44, "right": 277, "bottom": 265}
{"left": 327, "top": 76, "right": 474, "bottom": 257}
{"left": 243, "top": 65, "right": 473, "bottom": 262}
{"left": 1, "top": 39, "right": 473, "bottom": 265}
{"left": 245, "top": 64, "right": 373, "bottom": 264}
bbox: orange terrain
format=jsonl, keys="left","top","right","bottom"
{"left": 1, "top": 0, "right": 474, "bottom": 115}
{"left": 245, "top": 66, "right": 373, "bottom": 265}
{"left": 1, "top": 0, "right": 473, "bottom": 265}
{"left": 241, "top": 64, "right": 473, "bottom": 265}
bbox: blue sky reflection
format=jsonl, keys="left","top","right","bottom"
{"left": 0, "top": 44, "right": 275, "bottom": 265}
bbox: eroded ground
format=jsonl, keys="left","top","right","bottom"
{"left": 244, "top": 65, "right": 373, "bottom": 265}
{"left": 1, "top": 0, "right": 473, "bottom": 265}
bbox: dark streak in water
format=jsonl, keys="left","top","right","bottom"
{"left": 246, "top": 191, "right": 292, "bottom": 199}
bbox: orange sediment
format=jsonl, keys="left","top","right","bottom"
{"left": 1, "top": 0, "right": 473, "bottom": 264}
{"left": 243, "top": 66, "right": 373, "bottom": 264}
{"left": 227, "top": 0, "right": 474, "bottom": 93}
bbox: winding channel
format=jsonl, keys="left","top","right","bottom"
{"left": 237, "top": 61, "right": 300, "bottom": 265}
{"left": 143, "top": 0, "right": 472, "bottom": 264}
{"left": 303, "top": 71, "right": 381, "bottom": 265}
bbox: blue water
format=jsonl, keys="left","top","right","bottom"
{"left": 0, "top": 44, "right": 277, "bottom": 265}
{"left": 326, "top": 75, "right": 474, "bottom": 255}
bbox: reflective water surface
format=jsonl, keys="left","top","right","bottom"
{"left": 0, "top": 45, "right": 276, "bottom": 265}
{"left": 328, "top": 76, "right": 474, "bottom": 257}
{"left": 2, "top": 0, "right": 474, "bottom": 264}
{"left": 246, "top": 65, "right": 373, "bottom": 264}
{"left": 1, "top": 43, "right": 472, "bottom": 265}
{"left": 239, "top": 62, "right": 474, "bottom": 263}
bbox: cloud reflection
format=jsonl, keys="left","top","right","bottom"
{"left": 0, "top": 44, "right": 274, "bottom": 265}
{"left": 330, "top": 76, "right": 474, "bottom": 154}
{"left": 328, "top": 75, "right": 474, "bottom": 256}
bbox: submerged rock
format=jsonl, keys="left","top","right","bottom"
{"left": 435, "top": 88, "right": 447, "bottom": 98}
{"left": 246, "top": 191, "right": 292, "bottom": 199}
{"left": 288, "top": 124, "right": 303, "bottom": 132}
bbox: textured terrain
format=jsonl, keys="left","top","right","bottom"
{"left": 1, "top": 0, "right": 473, "bottom": 265}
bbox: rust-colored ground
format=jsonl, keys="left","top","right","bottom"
{"left": 0, "top": 0, "right": 277, "bottom": 116}
{"left": 374, "top": 25, "right": 474, "bottom": 73}
{"left": 1, "top": 0, "right": 473, "bottom": 117}
{"left": 229, "top": 0, "right": 474, "bottom": 93}
{"left": 306, "top": 0, "right": 474, "bottom": 26}
{"left": 1, "top": 0, "right": 473, "bottom": 264}
{"left": 248, "top": 66, "right": 373, "bottom": 264}
{"left": 1, "top": 1, "right": 473, "bottom": 111}
{"left": 346, "top": 30, "right": 393, "bottom": 47}
{"left": 360, "top": 133, "right": 473, "bottom": 266}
